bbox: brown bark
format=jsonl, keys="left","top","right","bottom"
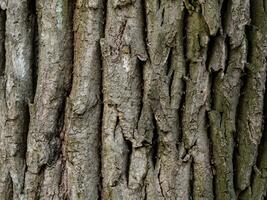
{"left": 0, "top": 0, "right": 267, "bottom": 199}
{"left": 64, "top": 0, "right": 104, "bottom": 199}
{"left": 100, "top": 0, "right": 146, "bottom": 198}
{"left": 4, "top": 1, "right": 34, "bottom": 199}
{"left": 0, "top": 7, "right": 12, "bottom": 200}
{"left": 24, "top": 1, "right": 73, "bottom": 199}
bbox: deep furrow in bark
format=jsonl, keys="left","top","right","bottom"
{"left": 98, "top": 4, "right": 106, "bottom": 200}
{"left": 223, "top": 36, "right": 231, "bottom": 75}
{"left": 220, "top": 0, "right": 229, "bottom": 32}
{"left": 166, "top": 47, "right": 172, "bottom": 76}
{"left": 207, "top": 36, "right": 227, "bottom": 73}
{"left": 151, "top": 115, "right": 159, "bottom": 169}
{"left": 99, "top": 2, "right": 107, "bottom": 199}
{"left": 125, "top": 139, "right": 133, "bottom": 186}
{"left": 3, "top": 1, "right": 35, "bottom": 199}
{"left": 0, "top": 8, "right": 4, "bottom": 77}
{"left": 63, "top": 0, "right": 104, "bottom": 199}
{"left": 206, "top": 35, "right": 216, "bottom": 71}
{"left": 31, "top": 0, "right": 38, "bottom": 102}
{"left": 58, "top": 94, "right": 69, "bottom": 200}
{"left": 137, "top": 60, "right": 145, "bottom": 126}
{"left": 24, "top": 1, "right": 73, "bottom": 199}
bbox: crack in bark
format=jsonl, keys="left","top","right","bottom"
{"left": 157, "top": 164, "right": 166, "bottom": 199}
{"left": 125, "top": 139, "right": 132, "bottom": 186}
{"left": 151, "top": 114, "right": 159, "bottom": 168}
{"left": 0, "top": 9, "right": 5, "bottom": 76}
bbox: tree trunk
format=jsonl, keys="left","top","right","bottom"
{"left": 0, "top": 0, "right": 267, "bottom": 199}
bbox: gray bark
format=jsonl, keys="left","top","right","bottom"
{"left": 64, "top": 0, "right": 104, "bottom": 199}
{"left": 24, "top": 1, "right": 73, "bottom": 199}
{"left": 0, "top": 0, "right": 267, "bottom": 200}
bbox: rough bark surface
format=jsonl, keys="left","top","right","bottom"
{"left": 64, "top": 0, "right": 104, "bottom": 199}
{"left": 0, "top": 0, "right": 267, "bottom": 199}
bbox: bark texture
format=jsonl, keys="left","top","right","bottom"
{"left": 0, "top": 0, "right": 267, "bottom": 199}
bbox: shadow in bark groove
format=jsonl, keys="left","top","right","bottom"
{"left": 151, "top": 114, "right": 159, "bottom": 169}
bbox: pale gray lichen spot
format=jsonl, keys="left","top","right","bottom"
{"left": 0, "top": 0, "right": 7, "bottom": 10}
{"left": 13, "top": 46, "right": 27, "bottom": 80}
{"left": 122, "top": 55, "right": 130, "bottom": 72}
{"left": 56, "top": 0, "right": 63, "bottom": 30}
{"left": 6, "top": 78, "right": 14, "bottom": 99}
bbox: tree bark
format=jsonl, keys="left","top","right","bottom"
{"left": 64, "top": 0, "right": 104, "bottom": 199}
{"left": 24, "top": 1, "right": 73, "bottom": 199}
{"left": 0, "top": 0, "right": 267, "bottom": 199}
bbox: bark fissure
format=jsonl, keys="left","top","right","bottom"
{"left": 151, "top": 115, "right": 159, "bottom": 169}
{"left": 1, "top": 0, "right": 267, "bottom": 199}
{"left": 0, "top": 8, "right": 5, "bottom": 76}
